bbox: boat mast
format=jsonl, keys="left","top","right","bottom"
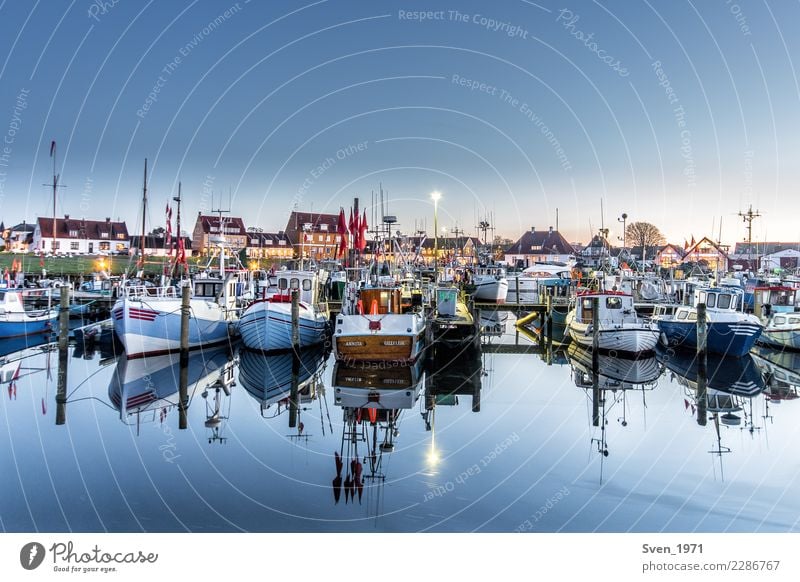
{"left": 738, "top": 205, "right": 761, "bottom": 273}
{"left": 172, "top": 181, "right": 183, "bottom": 278}
{"left": 43, "top": 141, "right": 65, "bottom": 256}
{"left": 138, "top": 159, "right": 148, "bottom": 270}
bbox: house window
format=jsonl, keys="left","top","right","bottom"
{"left": 251, "top": 238, "right": 259, "bottom": 245}
{"left": 116, "top": 243, "right": 125, "bottom": 251}
{"left": 278, "top": 240, "right": 286, "bottom": 246}
{"left": 320, "top": 224, "right": 328, "bottom": 231}
{"left": 326, "top": 235, "right": 332, "bottom": 242}
{"left": 101, "top": 232, "right": 109, "bottom": 238}
{"left": 70, "top": 242, "right": 80, "bottom": 250}
{"left": 117, "top": 233, "right": 125, "bottom": 240}
{"left": 69, "top": 230, "right": 78, "bottom": 237}
{"left": 265, "top": 239, "right": 273, "bottom": 245}
{"left": 99, "top": 242, "right": 110, "bottom": 251}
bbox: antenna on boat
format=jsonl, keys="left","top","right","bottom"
{"left": 738, "top": 205, "right": 761, "bottom": 272}
{"left": 137, "top": 158, "right": 148, "bottom": 271}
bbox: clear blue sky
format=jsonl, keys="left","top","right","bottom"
{"left": 1, "top": 0, "right": 798, "bottom": 246}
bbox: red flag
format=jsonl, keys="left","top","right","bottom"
{"left": 39, "top": 256, "right": 45, "bottom": 268}
{"left": 358, "top": 209, "right": 368, "bottom": 252}
{"left": 165, "top": 204, "right": 173, "bottom": 251}
{"left": 690, "top": 235, "right": 695, "bottom": 247}
{"left": 348, "top": 208, "right": 355, "bottom": 236}
{"left": 337, "top": 208, "right": 348, "bottom": 257}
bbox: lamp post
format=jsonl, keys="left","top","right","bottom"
{"left": 431, "top": 191, "right": 441, "bottom": 267}
{"left": 618, "top": 213, "right": 627, "bottom": 264}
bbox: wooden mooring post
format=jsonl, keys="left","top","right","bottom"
{"left": 591, "top": 297, "right": 600, "bottom": 427}
{"left": 289, "top": 289, "right": 300, "bottom": 429}
{"left": 55, "top": 286, "right": 70, "bottom": 425}
{"left": 178, "top": 285, "right": 190, "bottom": 430}
{"left": 696, "top": 302, "right": 708, "bottom": 426}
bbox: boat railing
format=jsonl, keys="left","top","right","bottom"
{"left": 123, "top": 285, "right": 180, "bottom": 300}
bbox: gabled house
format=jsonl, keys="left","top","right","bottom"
{"left": 681, "top": 236, "right": 729, "bottom": 272}
{"left": 655, "top": 244, "right": 687, "bottom": 269}
{"left": 191, "top": 214, "right": 248, "bottom": 255}
{"left": 2, "top": 221, "right": 35, "bottom": 252}
{"left": 33, "top": 216, "right": 129, "bottom": 254}
{"left": 129, "top": 235, "right": 194, "bottom": 258}
{"left": 504, "top": 227, "right": 575, "bottom": 267}
{"left": 579, "top": 234, "right": 612, "bottom": 268}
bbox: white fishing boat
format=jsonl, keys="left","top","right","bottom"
{"left": 565, "top": 291, "right": 660, "bottom": 354}
{"left": 470, "top": 265, "right": 508, "bottom": 303}
{"left": 333, "top": 282, "right": 426, "bottom": 363}
{"left": 237, "top": 269, "right": 329, "bottom": 351}
{"left": 752, "top": 285, "right": 800, "bottom": 351}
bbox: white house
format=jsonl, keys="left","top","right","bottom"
{"left": 760, "top": 249, "right": 800, "bottom": 272}
{"left": 33, "top": 215, "right": 130, "bottom": 255}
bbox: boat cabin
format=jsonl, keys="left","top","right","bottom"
{"left": 263, "top": 270, "right": 319, "bottom": 304}
{"left": 694, "top": 288, "right": 741, "bottom": 312}
{"left": 358, "top": 287, "right": 404, "bottom": 315}
{"left": 575, "top": 291, "right": 636, "bottom": 324}
{"left": 753, "top": 286, "right": 797, "bottom": 317}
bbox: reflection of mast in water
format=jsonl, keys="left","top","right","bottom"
{"left": 202, "top": 364, "right": 235, "bottom": 444}
{"left": 332, "top": 361, "right": 424, "bottom": 509}
{"left": 567, "top": 344, "right": 661, "bottom": 483}
{"left": 658, "top": 346, "right": 765, "bottom": 480}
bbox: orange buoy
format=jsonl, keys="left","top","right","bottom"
{"left": 370, "top": 299, "right": 379, "bottom": 315}
{"left": 368, "top": 407, "right": 377, "bottom": 424}
{"left": 357, "top": 299, "right": 363, "bottom": 314}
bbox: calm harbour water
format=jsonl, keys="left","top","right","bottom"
{"left": 2, "top": 317, "right": 799, "bottom": 533}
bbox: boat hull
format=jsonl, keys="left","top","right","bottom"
{"left": 472, "top": 278, "right": 509, "bottom": 303}
{"left": 0, "top": 314, "right": 56, "bottom": 339}
{"left": 566, "top": 313, "right": 659, "bottom": 354}
{"left": 112, "top": 297, "right": 231, "bottom": 358}
{"left": 658, "top": 319, "right": 762, "bottom": 357}
{"left": 333, "top": 312, "right": 426, "bottom": 363}
{"left": 237, "top": 300, "right": 328, "bottom": 351}
{"left": 757, "top": 324, "right": 800, "bottom": 351}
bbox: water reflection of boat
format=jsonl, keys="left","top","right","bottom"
{"left": 656, "top": 345, "right": 764, "bottom": 397}
{"left": 333, "top": 360, "right": 424, "bottom": 410}
{"left": 238, "top": 346, "right": 326, "bottom": 412}
{"left": 751, "top": 345, "right": 800, "bottom": 403}
{"left": 108, "top": 344, "right": 236, "bottom": 420}
{"left": 424, "top": 348, "right": 483, "bottom": 412}
{"left": 479, "top": 309, "right": 508, "bottom": 338}
{"left": 566, "top": 343, "right": 661, "bottom": 390}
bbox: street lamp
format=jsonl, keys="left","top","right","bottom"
{"left": 618, "top": 213, "right": 627, "bottom": 263}
{"left": 430, "top": 191, "right": 441, "bottom": 267}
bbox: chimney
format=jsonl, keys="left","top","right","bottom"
{"left": 549, "top": 226, "right": 553, "bottom": 234}
{"left": 64, "top": 214, "right": 69, "bottom": 220}
{"left": 531, "top": 226, "right": 536, "bottom": 233}
{"left": 106, "top": 217, "right": 111, "bottom": 223}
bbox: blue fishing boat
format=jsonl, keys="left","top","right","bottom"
{"left": 655, "top": 287, "right": 762, "bottom": 357}
{"left": 0, "top": 288, "right": 57, "bottom": 339}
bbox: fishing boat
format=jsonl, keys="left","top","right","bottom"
{"left": 506, "top": 263, "right": 571, "bottom": 304}
{"left": 108, "top": 344, "right": 235, "bottom": 421}
{"left": 751, "top": 285, "right": 800, "bottom": 350}
{"left": 429, "top": 286, "right": 478, "bottom": 350}
{"left": 237, "top": 269, "right": 329, "bottom": 351}
{"left": 333, "top": 282, "right": 426, "bottom": 364}
{"left": 332, "top": 359, "right": 424, "bottom": 411}
{"left": 751, "top": 345, "right": 800, "bottom": 402}
{"left": 565, "top": 290, "right": 660, "bottom": 354}
{"left": 0, "top": 288, "right": 58, "bottom": 339}
{"left": 470, "top": 265, "right": 509, "bottom": 303}
{"left": 655, "top": 287, "right": 762, "bottom": 357}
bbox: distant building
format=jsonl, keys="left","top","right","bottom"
{"left": 504, "top": 227, "right": 575, "bottom": 267}
{"left": 760, "top": 249, "right": 800, "bottom": 272}
{"left": 129, "top": 235, "right": 193, "bottom": 258}
{"left": 192, "top": 214, "right": 248, "bottom": 255}
{"left": 403, "top": 235, "right": 481, "bottom": 264}
{"left": 33, "top": 216, "right": 129, "bottom": 254}
{"left": 2, "top": 221, "right": 35, "bottom": 252}
{"left": 245, "top": 231, "right": 293, "bottom": 260}
{"left": 284, "top": 211, "right": 343, "bottom": 260}
{"left": 733, "top": 241, "right": 800, "bottom": 256}
{"left": 579, "top": 234, "right": 612, "bottom": 268}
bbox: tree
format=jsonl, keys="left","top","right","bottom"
{"left": 148, "top": 226, "right": 165, "bottom": 237}
{"left": 625, "top": 222, "right": 665, "bottom": 264}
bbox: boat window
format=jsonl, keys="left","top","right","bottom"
{"left": 0, "top": 292, "right": 4, "bottom": 301}
{"left": 606, "top": 297, "right": 622, "bottom": 309}
{"left": 582, "top": 298, "right": 594, "bottom": 310}
{"left": 290, "top": 278, "right": 300, "bottom": 290}
{"left": 677, "top": 311, "right": 688, "bottom": 320}
{"left": 789, "top": 317, "right": 799, "bottom": 325}
{"left": 688, "top": 312, "right": 697, "bottom": 321}
{"left": 717, "top": 294, "right": 731, "bottom": 309}
{"left": 774, "top": 316, "right": 787, "bottom": 325}
{"left": 278, "top": 278, "right": 288, "bottom": 290}
{"left": 302, "top": 279, "right": 312, "bottom": 291}
{"left": 706, "top": 293, "right": 716, "bottom": 308}
{"left": 698, "top": 291, "right": 706, "bottom": 305}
